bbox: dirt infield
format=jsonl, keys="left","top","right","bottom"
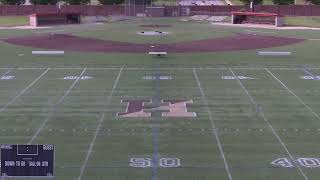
{"left": 3, "top": 34, "right": 304, "bottom": 53}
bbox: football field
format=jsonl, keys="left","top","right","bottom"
{"left": 0, "top": 66, "right": 320, "bottom": 179}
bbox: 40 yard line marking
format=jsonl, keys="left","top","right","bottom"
{"left": 77, "top": 67, "right": 123, "bottom": 180}
{"left": 266, "top": 68, "right": 320, "bottom": 121}
{"left": 229, "top": 68, "right": 309, "bottom": 180}
{"left": 193, "top": 68, "right": 233, "bottom": 180}
{"left": 0, "top": 68, "right": 50, "bottom": 113}
{"left": 28, "top": 68, "right": 87, "bottom": 144}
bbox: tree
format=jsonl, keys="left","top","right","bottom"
{"left": 239, "top": 0, "right": 263, "bottom": 5}
{"left": 310, "top": 0, "right": 320, "bottom": 4}
{"left": 0, "top": 0, "right": 25, "bottom": 5}
{"left": 273, "top": 0, "right": 294, "bottom": 5}
{"left": 62, "top": 0, "right": 89, "bottom": 5}
{"left": 98, "top": 0, "right": 124, "bottom": 5}
{"left": 30, "top": 0, "right": 57, "bottom": 5}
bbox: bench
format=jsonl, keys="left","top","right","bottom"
{"left": 231, "top": 12, "right": 284, "bottom": 27}
{"left": 149, "top": 51, "right": 167, "bottom": 57}
{"left": 30, "top": 13, "right": 81, "bottom": 27}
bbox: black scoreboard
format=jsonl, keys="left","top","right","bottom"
{"left": 0, "top": 145, "right": 54, "bottom": 177}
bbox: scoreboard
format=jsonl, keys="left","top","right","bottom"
{"left": 0, "top": 145, "right": 54, "bottom": 177}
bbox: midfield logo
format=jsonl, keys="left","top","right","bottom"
{"left": 117, "top": 99, "right": 196, "bottom": 117}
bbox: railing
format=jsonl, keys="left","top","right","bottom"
{"left": 0, "top": 5, "right": 319, "bottom": 16}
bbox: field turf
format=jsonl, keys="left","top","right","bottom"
{"left": 0, "top": 18, "right": 320, "bottom": 180}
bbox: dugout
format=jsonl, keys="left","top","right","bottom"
{"left": 30, "top": 13, "right": 81, "bottom": 27}
{"left": 231, "top": 12, "right": 284, "bottom": 27}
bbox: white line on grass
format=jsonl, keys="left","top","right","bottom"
{"left": 302, "top": 69, "right": 315, "bottom": 77}
{"left": 28, "top": 68, "right": 87, "bottom": 144}
{"left": 2, "top": 67, "right": 320, "bottom": 70}
{"left": 1, "top": 69, "right": 12, "bottom": 77}
{"left": 0, "top": 69, "right": 50, "bottom": 113}
{"left": 229, "top": 68, "right": 309, "bottom": 180}
{"left": 0, "top": 68, "right": 50, "bottom": 180}
{"left": 77, "top": 67, "right": 123, "bottom": 180}
{"left": 266, "top": 68, "right": 320, "bottom": 121}
{"left": 193, "top": 68, "right": 233, "bottom": 180}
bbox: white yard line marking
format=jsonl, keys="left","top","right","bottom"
{"left": 229, "top": 68, "right": 309, "bottom": 180}
{"left": 77, "top": 67, "right": 123, "bottom": 180}
{"left": 28, "top": 68, "right": 87, "bottom": 144}
{"left": 0, "top": 69, "right": 50, "bottom": 113}
{"left": 1, "top": 69, "right": 12, "bottom": 77}
{"left": 0, "top": 68, "right": 50, "bottom": 180}
{"left": 193, "top": 68, "right": 233, "bottom": 180}
{"left": 266, "top": 68, "right": 320, "bottom": 121}
{"left": 1, "top": 67, "right": 320, "bottom": 70}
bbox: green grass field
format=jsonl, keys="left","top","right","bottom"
{"left": 285, "top": 16, "right": 320, "bottom": 28}
{"left": 0, "top": 18, "right": 320, "bottom": 180}
{"left": 0, "top": 16, "right": 28, "bottom": 27}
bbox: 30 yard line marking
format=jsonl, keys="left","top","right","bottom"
{"left": 28, "top": 68, "right": 87, "bottom": 144}
{"left": 266, "top": 68, "right": 320, "bottom": 121}
{"left": 229, "top": 68, "right": 309, "bottom": 180}
{"left": 77, "top": 67, "right": 123, "bottom": 180}
{"left": 193, "top": 68, "right": 233, "bottom": 180}
{"left": 0, "top": 68, "right": 50, "bottom": 113}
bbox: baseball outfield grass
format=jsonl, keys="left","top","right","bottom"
{"left": 0, "top": 18, "right": 320, "bottom": 180}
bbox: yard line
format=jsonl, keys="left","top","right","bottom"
{"left": 77, "top": 67, "right": 123, "bottom": 180}
{"left": 302, "top": 68, "right": 320, "bottom": 80}
{"left": 0, "top": 68, "right": 50, "bottom": 113}
{"left": 2, "top": 67, "right": 320, "bottom": 71}
{"left": 193, "top": 68, "right": 233, "bottom": 180}
{"left": 151, "top": 63, "right": 161, "bottom": 180}
{"left": 0, "top": 69, "right": 12, "bottom": 77}
{"left": 28, "top": 68, "right": 87, "bottom": 144}
{"left": 229, "top": 68, "right": 309, "bottom": 180}
{"left": 266, "top": 68, "right": 320, "bottom": 121}
{"left": 0, "top": 68, "right": 50, "bottom": 180}
{"left": 2, "top": 67, "right": 320, "bottom": 70}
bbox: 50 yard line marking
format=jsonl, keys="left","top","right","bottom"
{"left": 28, "top": 68, "right": 87, "bottom": 144}
{"left": 229, "top": 68, "right": 309, "bottom": 180}
{"left": 193, "top": 68, "right": 233, "bottom": 180}
{"left": 266, "top": 68, "right": 320, "bottom": 121}
{"left": 77, "top": 67, "right": 123, "bottom": 180}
